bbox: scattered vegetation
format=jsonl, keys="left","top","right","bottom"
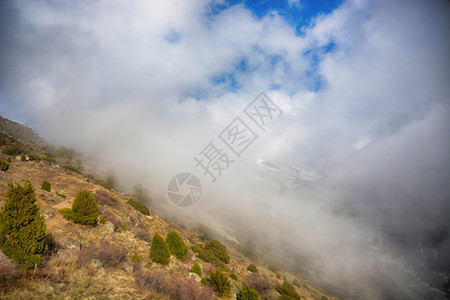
{"left": 230, "top": 273, "right": 238, "bottom": 281}
{"left": 63, "top": 165, "right": 82, "bottom": 174}
{"left": 59, "top": 190, "right": 99, "bottom": 225}
{"left": 192, "top": 240, "right": 230, "bottom": 267}
{"left": 134, "top": 269, "right": 214, "bottom": 300}
{"left": 2, "top": 145, "right": 25, "bottom": 156}
{"left": 274, "top": 280, "right": 300, "bottom": 300}
{"left": 120, "top": 224, "right": 128, "bottom": 232}
{"left": 41, "top": 180, "right": 51, "bottom": 192}
{"left": 191, "top": 260, "right": 202, "bottom": 277}
{"left": 0, "top": 181, "right": 47, "bottom": 269}
{"left": 149, "top": 232, "right": 171, "bottom": 265}
{"left": 0, "top": 160, "right": 9, "bottom": 171}
{"left": 208, "top": 269, "right": 231, "bottom": 297}
{"left": 237, "top": 282, "right": 261, "bottom": 300}
{"left": 166, "top": 230, "right": 188, "bottom": 261}
{"left": 127, "top": 198, "right": 150, "bottom": 215}
{"left": 247, "top": 263, "right": 259, "bottom": 273}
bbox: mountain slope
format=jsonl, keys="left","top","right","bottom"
{"left": 0, "top": 116, "right": 44, "bottom": 144}
{"left": 0, "top": 116, "right": 333, "bottom": 299}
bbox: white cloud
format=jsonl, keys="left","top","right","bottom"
{"left": 0, "top": 0, "right": 449, "bottom": 298}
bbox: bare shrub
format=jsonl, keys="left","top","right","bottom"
{"left": 92, "top": 189, "right": 118, "bottom": 207}
{"left": 133, "top": 269, "right": 215, "bottom": 300}
{"left": 245, "top": 273, "right": 273, "bottom": 299}
{"left": 77, "top": 244, "right": 97, "bottom": 268}
{"left": 77, "top": 240, "right": 128, "bottom": 268}
{"left": 0, "top": 263, "right": 21, "bottom": 290}
{"left": 96, "top": 240, "right": 128, "bottom": 268}
{"left": 103, "top": 210, "right": 121, "bottom": 231}
{"left": 134, "top": 269, "right": 170, "bottom": 294}
{"left": 169, "top": 277, "right": 215, "bottom": 300}
{"left": 135, "top": 229, "right": 152, "bottom": 243}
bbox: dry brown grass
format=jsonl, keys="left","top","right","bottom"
{"left": 0, "top": 143, "right": 334, "bottom": 300}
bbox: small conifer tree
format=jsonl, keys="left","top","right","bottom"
{"left": 41, "top": 180, "right": 51, "bottom": 192}
{"left": 149, "top": 232, "right": 171, "bottom": 264}
{"left": 131, "top": 251, "right": 141, "bottom": 263}
{"left": 208, "top": 269, "right": 231, "bottom": 297}
{"left": 0, "top": 181, "right": 47, "bottom": 269}
{"left": 237, "top": 282, "right": 261, "bottom": 300}
{"left": 60, "top": 190, "right": 99, "bottom": 225}
{"left": 191, "top": 260, "right": 202, "bottom": 277}
{"left": 166, "top": 230, "right": 188, "bottom": 260}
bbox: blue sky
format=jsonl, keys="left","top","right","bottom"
{"left": 209, "top": 0, "right": 344, "bottom": 31}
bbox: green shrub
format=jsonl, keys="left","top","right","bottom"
{"left": 28, "top": 153, "right": 40, "bottom": 161}
{"left": 59, "top": 190, "right": 99, "bottom": 225}
{"left": 166, "top": 230, "right": 188, "bottom": 261}
{"left": 21, "top": 154, "right": 26, "bottom": 161}
{"left": 63, "top": 165, "right": 81, "bottom": 174}
{"left": 127, "top": 198, "right": 150, "bottom": 215}
{"left": 230, "top": 273, "right": 238, "bottom": 281}
{"left": 0, "top": 181, "right": 47, "bottom": 269}
{"left": 201, "top": 277, "right": 207, "bottom": 285}
{"left": 247, "top": 263, "right": 258, "bottom": 273}
{"left": 7, "top": 157, "right": 12, "bottom": 163}
{"left": 41, "top": 180, "right": 51, "bottom": 192}
{"left": 192, "top": 260, "right": 202, "bottom": 277}
{"left": 120, "top": 224, "right": 127, "bottom": 232}
{"left": 149, "top": 232, "right": 171, "bottom": 265}
{"left": 320, "top": 297, "right": 329, "bottom": 300}
{"left": 56, "top": 192, "right": 66, "bottom": 198}
{"left": 276, "top": 273, "right": 281, "bottom": 279}
{"left": 2, "top": 145, "right": 25, "bottom": 156}
{"left": 131, "top": 251, "right": 141, "bottom": 264}
{"left": 292, "top": 279, "right": 300, "bottom": 288}
{"left": 274, "top": 281, "right": 300, "bottom": 300}
{"left": 95, "top": 179, "right": 111, "bottom": 190}
{"left": 0, "top": 160, "right": 9, "bottom": 172}
{"left": 237, "top": 282, "right": 261, "bottom": 300}
{"left": 206, "top": 240, "right": 229, "bottom": 264}
{"left": 99, "top": 215, "right": 107, "bottom": 224}
{"left": 192, "top": 239, "right": 230, "bottom": 267}
{"left": 208, "top": 269, "right": 231, "bottom": 297}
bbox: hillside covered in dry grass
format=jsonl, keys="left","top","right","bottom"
{"left": 0, "top": 119, "right": 333, "bottom": 300}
